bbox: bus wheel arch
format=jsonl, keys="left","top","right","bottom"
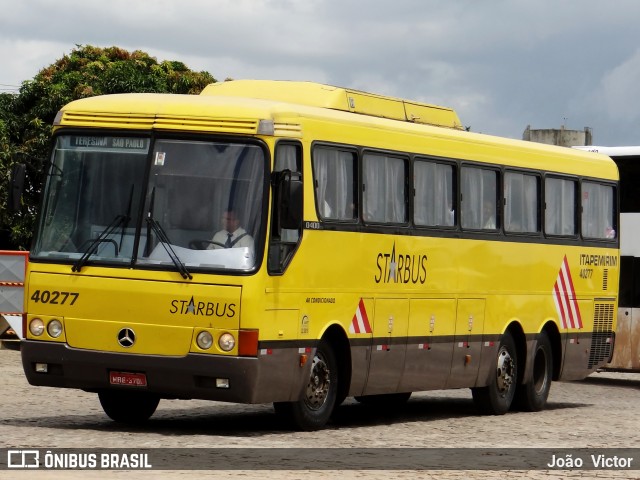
{"left": 321, "top": 323, "right": 351, "bottom": 409}
{"left": 544, "top": 322, "right": 562, "bottom": 381}
{"left": 472, "top": 324, "right": 521, "bottom": 415}
{"left": 508, "top": 322, "right": 527, "bottom": 386}
{"left": 274, "top": 324, "right": 349, "bottom": 431}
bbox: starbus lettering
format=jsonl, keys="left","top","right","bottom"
{"left": 170, "top": 296, "right": 237, "bottom": 318}
{"left": 374, "top": 243, "right": 428, "bottom": 284}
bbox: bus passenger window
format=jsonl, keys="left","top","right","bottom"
{"left": 545, "top": 177, "right": 576, "bottom": 236}
{"left": 461, "top": 166, "right": 497, "bottom": 230}
{"left": 312, "top": 146, "right": 357, "bottom": 221}
{"left": 363, "top": 153, "right": 407, "bottom": 223}
{"left": 582, "top": 182, "right": 615, "bottom": 239}
{"left": 505, "top": 172, "right": 539, "bottom": 233}
{"left": 414, "top": 160, "right": 455, "bottom": 227}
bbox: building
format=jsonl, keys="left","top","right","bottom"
{"left": 523, "top": 125, "right": 592, "bottom": 147}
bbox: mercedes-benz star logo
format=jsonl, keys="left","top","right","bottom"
{"left": 117, "top": 328, "right": 136, "bottom": 348}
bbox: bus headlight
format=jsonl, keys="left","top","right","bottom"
{"left": 218, "top": 333, "right": 236, "bottom": 352}
{"left": 29, "top": 318, "right": 45, "bottom": 336}
{"left": 47, "top": 319, "right": 63, "bottom": 338}
{"left": 196, "top": 331, "right": 213, "bottom": 350}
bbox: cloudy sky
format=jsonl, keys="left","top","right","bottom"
{"left": 1, "top": 0, "right": 639, "bottom": 146}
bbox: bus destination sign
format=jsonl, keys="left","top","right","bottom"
{"left": 70, "top": 136, "right": 149, "bottom": 150}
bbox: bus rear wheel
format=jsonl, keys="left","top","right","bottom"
{"left": 514, "top": 330, "right": 552, "bottom": 411}
{"left": 472, "top": 332, "right": 517, "bottom": 415}
{"left": 274, "top": 339, "right": 338, "bottom": 431}
{"left": 98, "top": 390, "right": 160, "bottom": 424}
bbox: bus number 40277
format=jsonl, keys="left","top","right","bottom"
{"left": 579, "top": 268, "right": 594, "bottom": 279}
{"left": 30, "top": 290, "right": 79, "bottom": 305}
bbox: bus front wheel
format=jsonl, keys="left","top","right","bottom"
{"left": 274, "top": 339, "right": 338, "bottom": 431}
{"left": 472, "top": 332, "right": 517, "bottom": 415}
{"left": 98, "top": 390, "right": 160, "bottom": 424}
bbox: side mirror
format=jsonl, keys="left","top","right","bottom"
{"left": 275, "top": 170, "right": 302, "bottom": 230}
{"left": 8, "top": 163, "right": 26, "bottom": 213}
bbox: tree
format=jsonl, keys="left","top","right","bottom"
{"left": 0, "top": 45, "right": 216, "bottom": 250}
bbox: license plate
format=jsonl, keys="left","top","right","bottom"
{"left": 109, "top": 371, "right": 147, "bottom": 387}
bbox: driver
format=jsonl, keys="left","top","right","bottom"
{"left": 209, "top": 208, "right": 254, "bottom": 250}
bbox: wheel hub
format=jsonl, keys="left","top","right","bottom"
{"left": 304, "top": 354, "right": 331, "bottom": 410}
{"left": 496, "top": 348, "right": 515, "bottom": 394}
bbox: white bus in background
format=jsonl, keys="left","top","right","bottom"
{"left": 574, "top": 145, "right": 640, "bottom": 371}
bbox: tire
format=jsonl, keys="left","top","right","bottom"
{"left": 273, "top": 339, "right": 338, "bottom": 431}
{"left": 98, "top": 390, "right": 160, "bottom": 424}
{"left": 354, "top": 392, "right": 412, "bottom": 405}
{"left": 472, "top": 332, "right": 517, "bottom": 415}
{"left": 514, "top": 330, "right": 552, "bottom": 412}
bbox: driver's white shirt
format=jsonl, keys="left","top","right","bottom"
{"left": 209, "top": 227, "right": 254, "bottom": 249}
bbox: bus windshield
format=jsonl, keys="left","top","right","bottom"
{"left": 32, "top": 134, "right": 266, "bottom": 273}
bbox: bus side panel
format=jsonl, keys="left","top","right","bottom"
{"left": 362, "top": 298, "right": 408, "bottom": 395}
{"left": 348, "top": 341, "right": 371, "bottom": 396}
{"left": 558, "top": 299, "right": 618, "bottom": 380}
{"left": 252, "top": 345, "right": 314, "bottom": 403}
{"left": 399, "top": 298, "right": 455, "bottom": 391}
{"left": 252, "top": 308, "right": 310, "bottom": 403}
{"left": 346, "top": 297, "right": 374, "bottom": 397}
{"left": 444, "top": 299, "right": 484, "bottom": 389}
{"left": 559, "top": 299, "right": 593, "bottom": 381}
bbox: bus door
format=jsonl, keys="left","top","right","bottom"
{"left": 445, "top": 298, "right": 485, "bottom": 388}
{"left": 362, "top": 298, "right": 409, "bottom": 394}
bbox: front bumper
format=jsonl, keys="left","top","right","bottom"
{"left": 21, "top": 340, "right": 305, "bottom": 404}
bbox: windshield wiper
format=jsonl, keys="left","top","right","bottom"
{"left": 71, "top": 214, "right": 128, "bottom": 272}
{"left": 72, "top": 185, "right": 136, "bottom": 272}
{"left": 143, "top": 187, "right": 192, "bottom": 280}
{"left": 146, "top": 216, "right": 192, "bottom": 280}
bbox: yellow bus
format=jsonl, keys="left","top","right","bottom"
{"left": 16, "top": 80, "right": 618, "bottom": 430}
